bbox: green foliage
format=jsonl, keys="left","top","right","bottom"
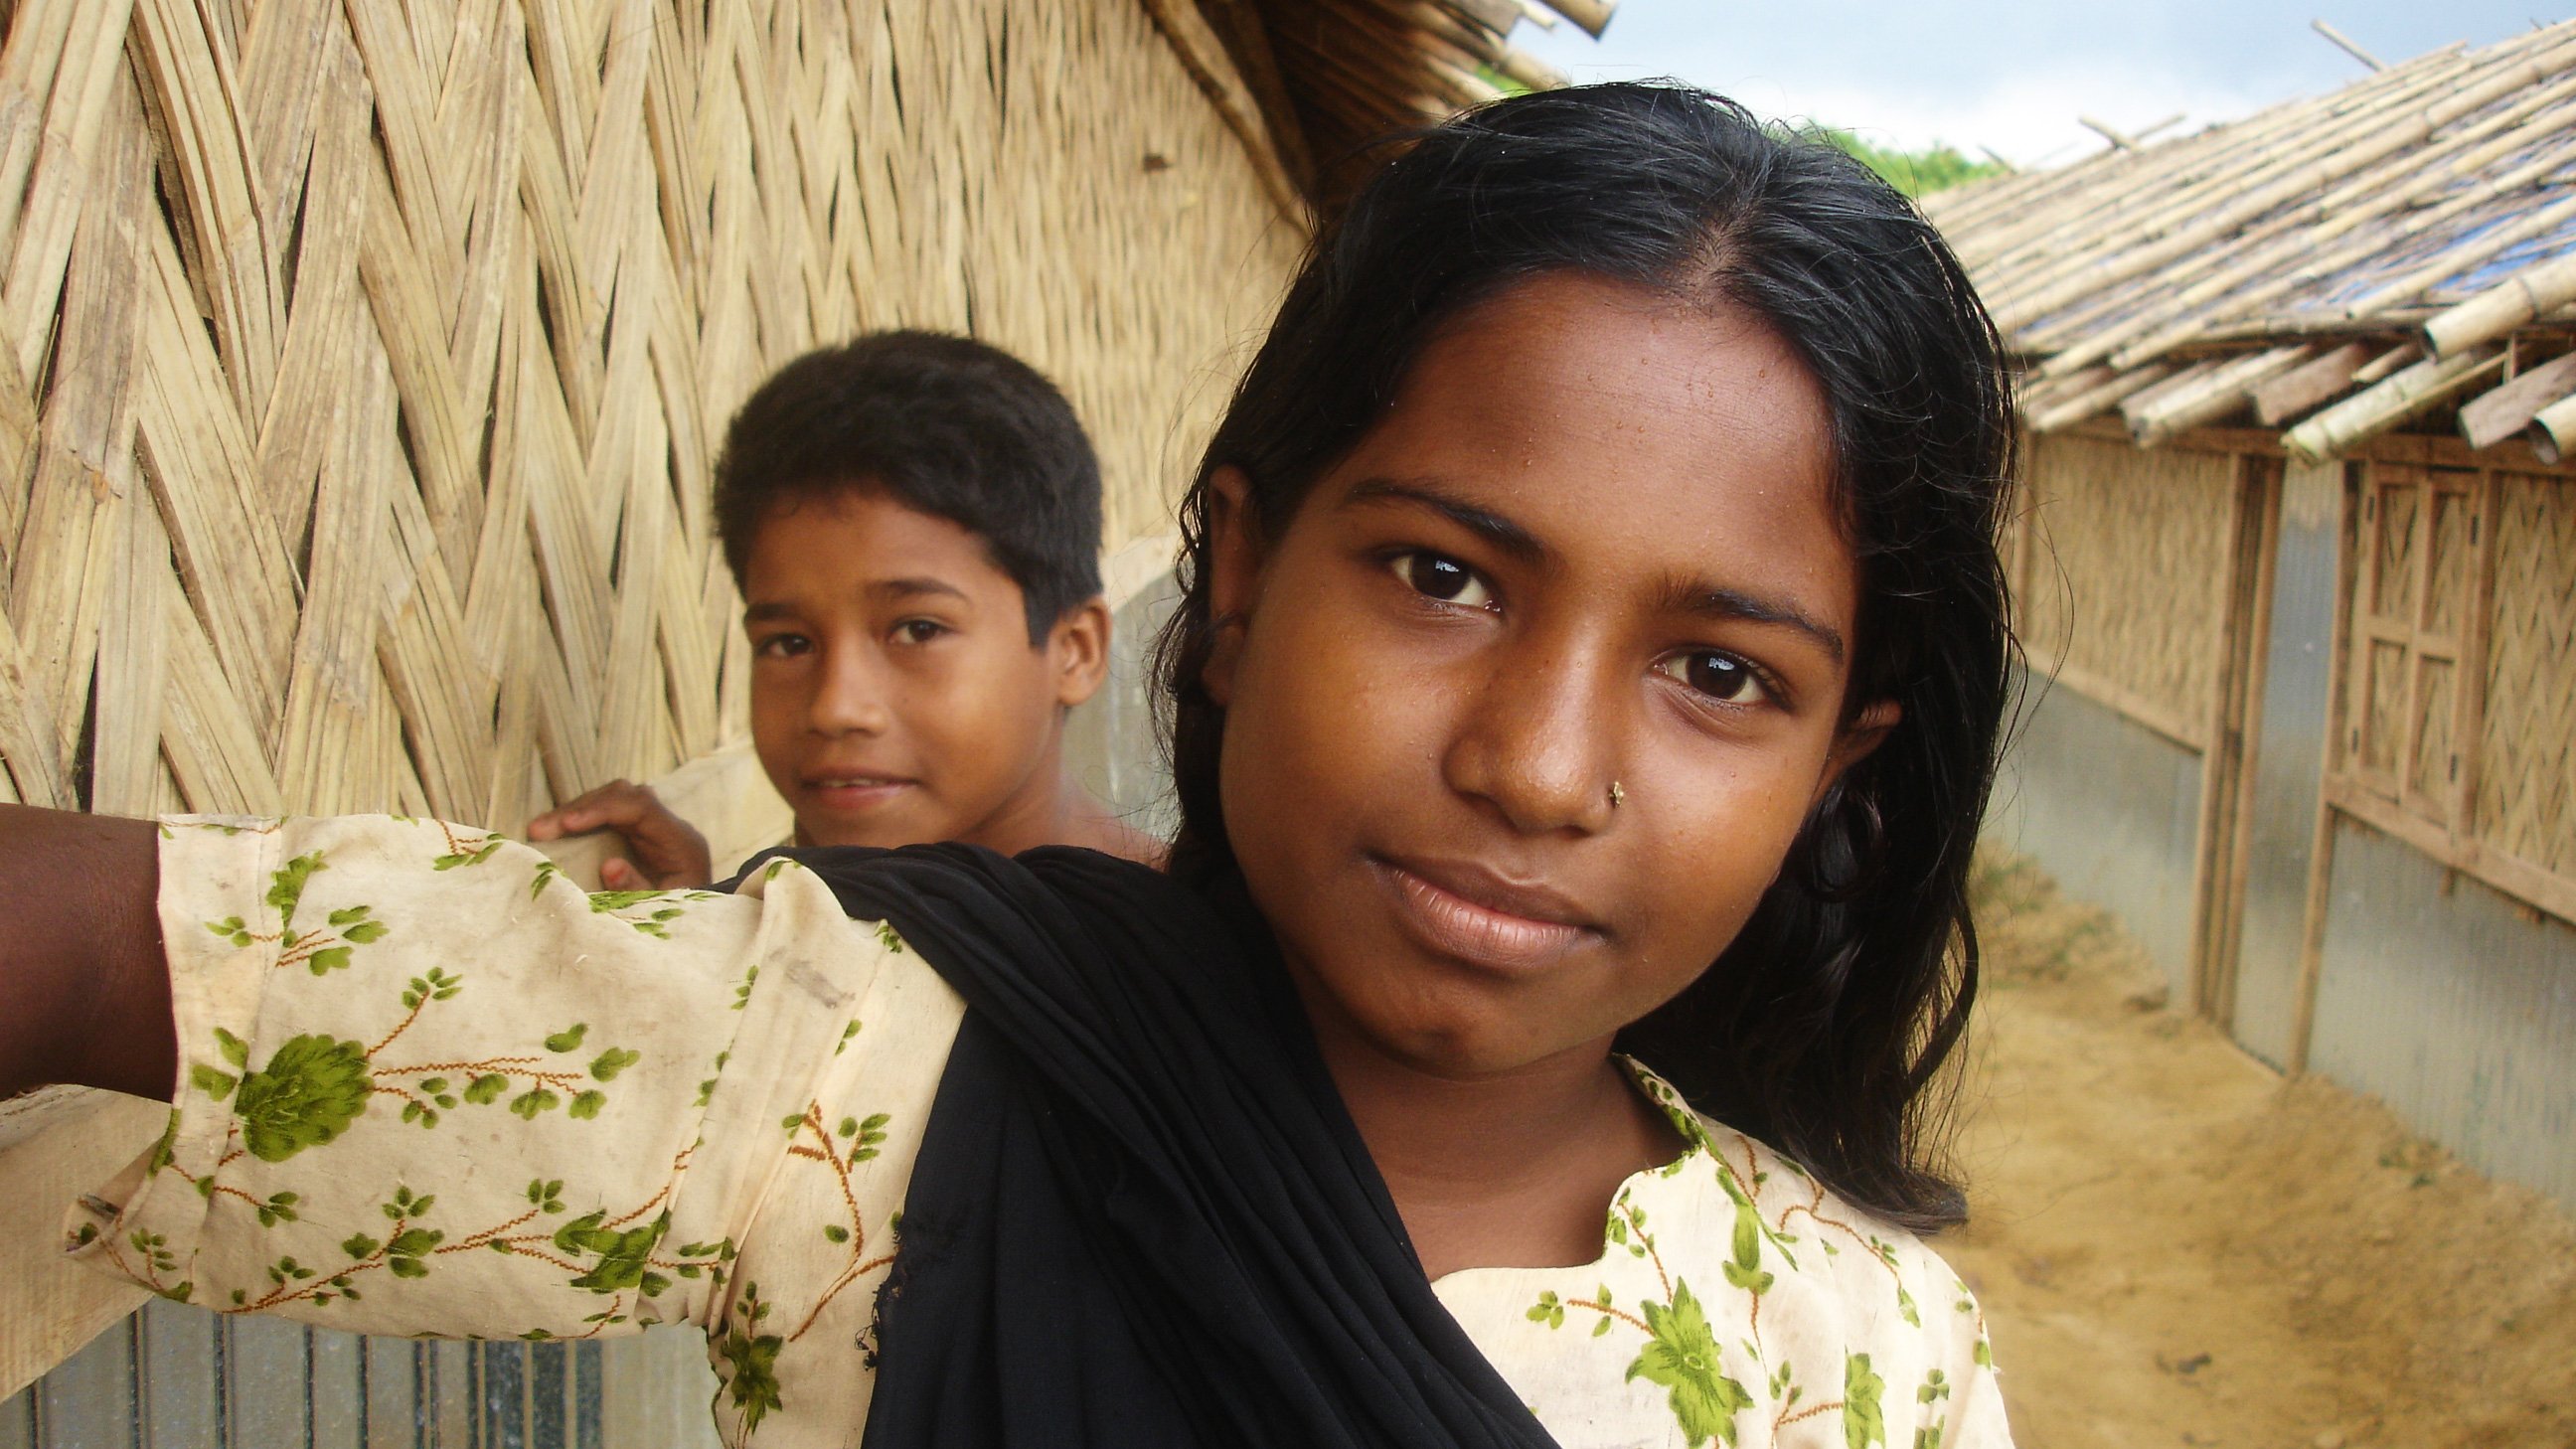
{"left": 1812, "top": 128, "right": 2005, "bottom": 199}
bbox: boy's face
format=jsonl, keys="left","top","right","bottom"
{"left": 741, "top": 489, "right": 1104, "bottom": 853}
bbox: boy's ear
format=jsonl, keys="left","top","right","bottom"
{"left": 1203, "top": 466, "right": 1261, "bottom": 708}
{"left": 1046, "top": 597, "right": 1113, "bottom": 710}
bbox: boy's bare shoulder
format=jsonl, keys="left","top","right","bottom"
{"left": 1081, "top": 813, "right": 1168, "bottom": 871}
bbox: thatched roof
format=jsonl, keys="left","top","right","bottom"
{"left": 1927, "top": 20, "right": 2576, "bottom": 462}
{"left": 1180, "top": 0, "right": 1609, "bottom": 208}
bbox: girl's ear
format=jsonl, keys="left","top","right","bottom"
{"left": 1817, "top": 698, "right": 1901, "bottom": 802}
{"left": 1201, "top": 466, "right": 1262, "bottom": 708}
{"left": 1046, "top": 597, "right": 1113, "bottom": 710}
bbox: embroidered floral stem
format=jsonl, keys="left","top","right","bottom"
{"left": 1569, "top": 1298, "right": 1651, "bottom": 1334}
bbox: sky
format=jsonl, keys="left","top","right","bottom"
{"left": 1516, "top": 4, "right": 2565, "bottom": 166}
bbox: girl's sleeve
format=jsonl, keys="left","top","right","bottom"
{"left": 64, "top": 814, "right": 916, "bottom": 1344}
{"left": 1927, "top": 1264, "right": 2014, "bottom": 1448}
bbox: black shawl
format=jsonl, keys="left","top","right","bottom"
{"left": 736, "top": 842, "right": 1557, "bottom": 1449}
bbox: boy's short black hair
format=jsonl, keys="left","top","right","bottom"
{"left": 713, "top": 331, "right": 1104, "bottom": 642}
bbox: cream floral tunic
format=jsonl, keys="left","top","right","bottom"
{"left": 69, "top": 816, "right": 2011, "bottom": 1449}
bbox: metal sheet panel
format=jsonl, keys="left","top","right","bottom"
{"left": 1991, "top": 679, "right": 2206, "bottom": 997}
{"left": 135, "top": 1302, "right": 219, "bottom": 1449}
{"left": 1062, "top": 569, "right": 1182, "bottom": 842}
{"left": 2229, "top": 460, "right": 2343, "bottom": 1066}
{"left": 2309, "top": 819, "right": 2576, "bottom": 1210}
{"left": 34, "top": 1320, "right": 134, "bottom": 1449}
{"left": 225, "top": 1317, "right": 307, "bottom": 1449}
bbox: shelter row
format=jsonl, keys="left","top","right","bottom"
{"left": 1929, "top": 22, "right": 2576, "bottom": 1214}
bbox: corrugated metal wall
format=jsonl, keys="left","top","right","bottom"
{"left": 1992, "top": 682, "right": 2207, "bottom": 998}
{"left": 2226, "top": 459, "right": 2345, "bottom": 1067}
{"left": 2000, "top": 437, "right": 2576, "bottom": 1215}
{"left": 2309, "top": 823, "right": 2576, "bottom": 1208}
{"left": 0, "top": 1298, "right": 725, "bottom": 1449}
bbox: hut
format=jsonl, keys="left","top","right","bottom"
{"left": 0, "top": 0, "right": 1605, "bottom": 1443}
{"left": 1927, "top": 24, "right": 2576, "bottom": 1212}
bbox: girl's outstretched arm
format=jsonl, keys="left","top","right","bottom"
{"left": 0, "top": 805, "right": 176, "bottom": 1102}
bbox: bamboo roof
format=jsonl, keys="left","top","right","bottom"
{"left": 1201, "top": 0, "right": 1610, "bottom": 205}
{"left": 1927, "top": 20, "right": 2576, "bottom": 462}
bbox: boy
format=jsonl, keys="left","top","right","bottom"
{"left": 528, "top": 331, "right": 1160, "bottom": 885}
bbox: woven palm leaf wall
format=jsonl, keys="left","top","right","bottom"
{"left": 0, "top": 0, "right": 1302, "bottom": 830}
{"left": 2015, "top": 431, "right": 2237, "bottom": 748}
{"left": 2478, "top": 472, "right": 2576, "bottom": 883}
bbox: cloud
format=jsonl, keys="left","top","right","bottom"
{"left": 1513, "top": 0, "right": 2554, "bottom": 164}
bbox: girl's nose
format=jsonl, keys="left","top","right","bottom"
{"left": 1441, "top": 634, "right": 1621, "bottom": 837}
{"left": 808, "top": 643, "right": 893, "bottom": 735}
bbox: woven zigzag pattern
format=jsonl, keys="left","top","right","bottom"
{"left": 0, "top": 0, "right": 1299, "bottom": 824}
{"left": 2020, "top": 431, "right": 2236, "bottom": 729}
{"left": 2479, "top": 472, "right": 2576, "bottom": 878}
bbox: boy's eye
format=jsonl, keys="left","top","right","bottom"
{"left": 753, "top": 633, "right": 812, "bottom": 660}
{"left": 891, "top": 619, "right": 949, "bottom": 646}
{"left": 1656, "top": 651, "right": 1770, "bottom": 707}
{"left": 1390, "top": 551, "right": 1496, "bottom": 610}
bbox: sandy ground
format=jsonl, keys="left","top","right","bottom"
{"left": 1944, "top": 855, "right": 2576, "bottom": 1449}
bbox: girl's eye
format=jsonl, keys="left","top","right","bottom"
{"left": 892, "top": 619, "right": 949, "bottom": 645}
{"left": 753, "top": 633, "right": 812, "bottom": 660}
{"left": 1657, "top": 651, "right": 1771, "bottom": 707}
{"left": 1390, "top": 551, "right": 1496, "bottom": 610}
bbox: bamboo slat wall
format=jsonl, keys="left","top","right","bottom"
{"left": 2474, "top": 471, "right": 2575, "bottom": 882}
{"left": 0, "top": 0, "right": 1304, "bottom": 828}
{"left": 2018, "top": 432, "right": 2237, "bottom": 749}
{"left": 2322, "top": 453, "right": 2576, "bottom": 925}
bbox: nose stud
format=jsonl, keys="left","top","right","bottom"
{"left": 1608, "top": 780, "right": 1625, "bottom": 810}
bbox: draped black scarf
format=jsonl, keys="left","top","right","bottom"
{"left": 734, "top": 842, "right": 1557, "bottom": 1449}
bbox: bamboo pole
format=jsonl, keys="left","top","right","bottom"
{"left": 1137, "top": 0, "right": 1311, "bottom": 224}
{"left": 2348, "top": 340, "right": 2424, "bottom": 387}
{"left": 1534, "top": 0, "right": 1613, "bottom": 38}
{"left": 2456, "top": 349, "right": 2576, "bottom": 447}
{"left": 1494, "top": 46, "right": 1568, "bottom": 91}
{"left": 2422, "top": 250, "right": 2576, "bottom": 357}
{"left": 1981, "top": 48, "right": 2479, "bottom": 327}
{"left": 2253, "top": 340, "right": 2376, "bottom": 425}
{"left": 2524, "top": 390, "right": 2576, "bottom": 463}
{"left": 2314, "top": 19, "right": 2386, "bottom": 72}
{"left": 2079, "top": 115, "right": 2139, "bottom": 151}
{"left": 2283, "top": 345, "right": 2505, "bottom": 462}
{"left": 2025, "top": 360, "right": 2176, "bottom": 432}
{"left": 2125, "top": 344, "right": 2313, "bottom": 444}
{"left": 2043, "top": 80, "right": 2576, "bottom": 370}
{"left": 1995, "top": 39, "right": 2576, "bottom": 337}
{"left": 2336, "top": 190, "right": 2576, "bottom": 321}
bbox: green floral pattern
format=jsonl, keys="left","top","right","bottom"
{"left": 1487, "top": 1065, "right": 2007, "bottom": 1446}
{"left": 70, "top": 815, "right": 2011, "bottom": 1448}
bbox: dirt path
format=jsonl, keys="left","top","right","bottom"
{"left": 1946, "top": 856, "right": 2576, "bottom": 1449}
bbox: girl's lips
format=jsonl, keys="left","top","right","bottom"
{"left": 1371, "top": 858, "right": 1593, "bottom": 974}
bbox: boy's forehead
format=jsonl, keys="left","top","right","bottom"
{"left": 742, "top": 486, "right": 1026, "bottom": 604}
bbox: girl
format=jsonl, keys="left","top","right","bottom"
{"left": 0, "top": 83, "right": 2015, "bottom": 1448}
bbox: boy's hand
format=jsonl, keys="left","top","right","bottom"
{"left": 526, "top": 782, "right": 714, "bottom": 890}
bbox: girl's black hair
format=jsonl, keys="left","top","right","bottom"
{"left": 1154, "top": 82, "right": 2018, "bottom": 1231}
